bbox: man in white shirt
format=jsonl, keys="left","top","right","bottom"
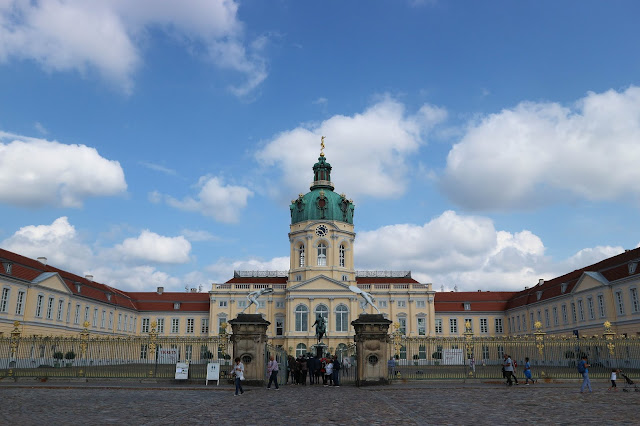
{"left": 503, "top": 354, "right": 515, "bottom": 386}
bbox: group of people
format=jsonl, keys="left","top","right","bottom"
{"left": 286, "top": 354, "right": 349, "bottom": 387}
{"left": 502, "top": 354, "right": 536, "bottom": 386}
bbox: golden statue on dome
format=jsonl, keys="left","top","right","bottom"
{"left": 320, "top": 136, "right": 325, "bottom": 156}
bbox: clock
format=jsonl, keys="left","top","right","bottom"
{"left": 315, "top": 224, "right": 328, "bottom": 237}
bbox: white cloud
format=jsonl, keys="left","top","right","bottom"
{"left": 139, "top": 161, "right": 177, "bottom": 176}
{"left": 181, "top": 229, "right": 220, "bottom": 242}
{"left": 256, "top": 97, "right": 447, "bottom": 201}
{"left": 114, "top": 230, "right": 191, "bottom": 264}
{"left": 206, "top": 256, "right": 290, "bottom": 283}
{"left": 559, "top": 245, "right": 624, "bottom": 272}
{"left": 441, "top": 86, "right": 640, "bottom": 210}
{"left": 0, "top": 132, "right": 126, "bottom": 208}
{"left": 34, "top": 122, "right": 48, "bottom": 134}
{"left": 0, "top": 0, "right": 266, "bottom": 94}
{"left": 160, "top": 176, "right": 253, "bottom": 223}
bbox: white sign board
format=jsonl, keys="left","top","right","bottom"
{"left": 175, "top": 362, "right": 189, "bottom": 380}
{"left": 158, "top": 348, "right": 178, "bottom": 364}
{"left": 442, "top": 349, "right": 464, "bottom": 365}
{"left": 206, "top": 362, "right": 220, "bottom": 386}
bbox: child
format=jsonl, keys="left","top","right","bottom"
{"left": 609, "top": 369, "right": 619, "bottom": 391}
{"left": 524, "top": 357, "right": 535, "bottom": 385}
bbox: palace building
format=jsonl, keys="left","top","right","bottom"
{"left": 1, "top": 148, "right": 639, "bottom": 350}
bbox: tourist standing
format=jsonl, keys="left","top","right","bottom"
{"left": 503, "top": 353, "right": 515, "bottom": 386}
{"left": 308, "top": 355, "right": 316, "bottom": 384}
{"left": 609, "top": 369, "right": 619, "bottom": 391}
{"left": 266, "top": 355, "right": 280, "bottom": 390}
{"left": 523, "top": 357, "right": 535, "bottom": 385}
{"left": 332, "top": 355, "right": 341, "bottom": 387}
{"left": 578, "top": 356, "right": 592, "bottom": 393}
{"left": 300, "top": 356, "right": 308, "bottom": 385}
{"left": 388, "top": 356, "right": 396, "bottom": 378}
{"left": 287, "top": 355, "right": 295, "bottom": 384}
{"left": 232, "top": 357, "right": 245, "bottom": 396}
{"left": 324, "top": 358, "right": 333, "bottom": 386}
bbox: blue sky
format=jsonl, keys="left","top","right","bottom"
{"left": 1, "top": 0, "right": 640, "bottom": 292}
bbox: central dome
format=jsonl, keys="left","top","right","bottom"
{"left": 290, "top": 154, "right": 355, "bottom": 225}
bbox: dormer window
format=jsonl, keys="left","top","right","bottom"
{"left": 536, "top": 291, "right": 543, "bottom": 301}
{"left": 106, "top": 293, "right": 112, "bottom": 302}
{"left": 561, "top": 283, "right": 568, "bottom": 294}
{"left": 75, "top": 283, "right": 82, "bottom": 293}
{"left": 296, "top": 274, "right": 302, "bottom": 281}
{"left": 2, "top": 262, "right": 12, "bottom": 274}
{"left": 174, "top": 302, "right": 181, "bottom": 310}
{"left": 629, "top": 261, "right": 638, "bottom": 275}
{"left": 464, "top": 302, "right": 471, "bottom": 311}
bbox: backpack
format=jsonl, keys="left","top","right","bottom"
{"left": 577, "top": 361, "right": 586, "bottom": 374}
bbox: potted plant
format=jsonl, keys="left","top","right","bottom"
{"left": 64, "top": 350, "right": 76, "bottom": 367}
{"left": 53, "top": 351, "right": 64, "bottom": 368}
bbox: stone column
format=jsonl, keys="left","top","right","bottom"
{"left": 229, "top": 314, "right": 270, "bottom": 385}
{"left": 352, "top": 314, "right": 392, "bottom": 386}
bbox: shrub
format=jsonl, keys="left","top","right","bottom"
{"left": 53, "top": 352, "right": 64, "bottom": 360}
{"left": 64, "top": 351, "right": 76, "bottom": 360}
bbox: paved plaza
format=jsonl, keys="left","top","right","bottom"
{"left": 0, "top": 379, "right": 638, "bottom": 425}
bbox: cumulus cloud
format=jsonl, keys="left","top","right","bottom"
{"left": 1, "top": 217, "right": 194, "bottom": 291}
{"left": 0, "top": 0, "right": 266, "bottom": 94}
{"left": 0, "top": 132, "right": 126, "bottom": 208}
{"left": 256, "top": 97, "right": 447, "bottom": 201}
{"left": 156, "top": 176, "right": 253, "bottom": 223}
{"left": 113, "top": 230, "right": 191, "bottom": 264}
{"left": 441, "top": 86, "right": 640, "bottom": 210}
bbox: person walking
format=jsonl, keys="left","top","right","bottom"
{"left": 503, "top": 353, "right": 515, "bottom": 386}
{"left": 578, "top": 356, "right": 592, "bottom": 393}
{"left": 523, "top": 357, "right": 535, "bottom": 385}
{"left": 608, "top": 368, "right": 619, "bottom": 391}
{"left": 232, "top": 357, "right": 245, "bottom": 396}
{"left": 266, "top": 355, "right": 280, "bottom": 390}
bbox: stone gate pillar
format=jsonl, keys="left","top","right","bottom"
{"left": 352, "top": 314, "right": 392, "bottom": 386}
{"left": 228, "top": 314, "right": 270, "bottom": 385}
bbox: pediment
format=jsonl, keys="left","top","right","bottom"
{"left": 287, "top": 275, "right": 352, "bottom": 292}
{"left": 573, "top": 271, "right": 609, "bottom": 294}
{"left": 32, "top": 272, "right": 71, "bottom": 294}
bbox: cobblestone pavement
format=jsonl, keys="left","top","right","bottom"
{"left": 0, "top": 379, "right": 638, "bottom": 425}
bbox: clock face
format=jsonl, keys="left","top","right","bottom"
{"left": 316, "top": 224, "right": 328, "bottom": 237}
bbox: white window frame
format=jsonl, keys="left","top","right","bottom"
{"left": 0, "top": 288, "right": 9, "bottom": 312}
{"left": 435, "top": 318, "right": 443, "bottom": 334}
{"left": 101, "top": 310, "right": 106, "bottom": 328}
{"left": 171, "top": 318, "right": 180, "bottom": 334}
{"left": 417, "top": 317, "right": 426, "bottom": 336}
{"left": 378, "top": 300, "right": 388, "bottom": 309}
{"left": 553, "top": 306, "right": 559, "bottom": 326}
{"left": 398, "top": 316, "right": 407, "bottom": 335}
{"left": 35, "top": 294, "right": 44, "bottom": 318}
{"left": 587, "top": 297, "right": 595, "bottom": 319}
{"left": 397, "top": 300, "right": 407, "bottom": 308}
{"left": 156, "top": 318, "right": 164, "bottom": 333}
{"left": 335, "top": 304, "right": 349, "bottom": 332}
{"left": 275, "top": 301, "right": 285, "bottom": 309}
{"left": 561, "top": 304, "right": 568, "bottom": 323}
{"left": 218, "top": 300, "right": 228, "bottom": 308}
{"left": 93, "top": 308, "right": 98, "bottom": 327}
{"left": 416, "top": 300, "right": 426, "bottom": 309}
{"left": 201, "top": 318, "right": 209, "bottom": 334}
{"left": 495, "top": 318, "right": 503, "bottom": 334}
{"left": 117, "top": 313, "right": 122, "bottom": 330}
{"left": 295, "top": 304, "right": 309, "bottom": 332}
{"left": 186, "top": 318, "right": 195, "bottom": 334}
{"left": 317, "top": 243, "right": 327, "bottom": 266}
{"left": 480, "top": 318, "right": 488, "bottom": 333}
{"left": 275, "top": 316, "right": 284, "bottom": 336}
{"left": 449, "top": 318, "right": 458, "bottom": 334}
{"left": 616, "top": 291, "right": 625, "bottom": 315}
{"left": 298, "top": 244, "right": 305, "bottom": 267}
{"left": 46, "top": 296, "right": 54, "bottom": 319}
{"left": 57, "top": 299, "right": 64, "bottom": 321}
{"left": 597, "top": 294, "right": 606, "bottom": 317}
{"left": 631, "top": 288, "right": 640, "bottom": 313}
{"left": 577, "top": 299, "right": 585, "bottom": 321}
{"left": 339, "top": 244, "right": 345, "bottom": 267}
{"left": 16, "top": 291, "right": 25, "bottom": 315}
{"left": 142, "top": 318, "right": 150, "bottom": 333}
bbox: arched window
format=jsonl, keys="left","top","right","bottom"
{"left": 296, "top": 343, "right": 307, "bottom": 357}
{"left": 339, "top": 244, "right": 345, "bottom": 267}
{"left": 295, "top": 304, "right": 308, "bottom": 332}
{"left": 314, "top": 304, "right": 329, "bottom": 329}
{"left": 335, "top": 304, "right": 349, "bottom": 332}
{"left": 317, "top": 243, "right": 327, "bottom": 266}
{"left": 298, "top": 244, "right": 305, "bottom": 267}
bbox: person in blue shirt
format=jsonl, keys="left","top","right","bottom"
{"left": 579, "top": 356, "right": 592, "bottom": 393}
{"left": 524, "top": 357, "right": 535, "bottom": 385}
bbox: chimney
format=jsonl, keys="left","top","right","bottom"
{"left": 157, "top": 287, "right": 164, "bottom": 295}
{"left": 37, "top": 257, "right": 47, "bottom": 265}
{"left": 538, "top": 279, "right": 544, "bottom": 286}
{"left": 85, "top": 275, "right": 93, "bottom": 282}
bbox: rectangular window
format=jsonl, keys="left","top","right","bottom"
{"left": 237, "top": 300, "right": 246, "bottom": 308}
{"left": 185, "top": 345, "right": 193, "bottom": 361}
{"left": 416, "top": 300, "right": 426, "bottom": 308}
{"left": 449, "top": 318, "right": 458, "bottom": 334}
{"left": 156, "top": 318, "right": 164, "bottom": 333}
{"left": 123, "top": 314, "right": 128, "bottom": 331}
{"left": 482, "top": 345, "right": 490, "bottom": 360}
{"left": 74, "top": 305, "right": 81, "bottom": 324}
{"left": 537, "top": 310, "right": 542, "bottom": 322}
{"left": 142, "top": 318, "right": 150, "bottom": 333}
{"left": 186, "top": 318, "right": 195, "bottom": 334}
{"left": 561, "top": 304, "right": 568, "bottom": 323}
{"left": 0, "top": 288, "right": 9, "bottom": 312}
{"left": 598, "top": 294, "right": 606, "bottom": 317}
{"left": 587, "top": 297, "right": 595, "bottom": 319}
{"left": 397, "top": 300, "right": 406, "bottom": 308}
{"left": 108, "top": 311, "right": 113, "bottom": 329}
{"left": 35, "top": 294, "right": 44, "bottom": 317}
{"left": 134, "top": 317, "right": 137, "bottom": 332}
{"left": 553, "top": 307, "right": 559, "bottom": 326}
{"left": 46, "top": 296, "right": 54, "bottom": 319}
{"left": 435, "top": 318, "right": 443, "bottom": 334}
{"left": 378, "top": 300, "right": 388, "bottom": 309}
{"left": 93, "top": 308, "right": 98, "bottom": 327}
{"left": 84, "top": 307, "right": 90, "bottom": 323}
{"left": 140, "top": 344, "right": 148, "bottom": 360}
{"left": 495, "top": 318, "right": 503, "bottom": 334}
{"left": 616, "top": 291, "right": 625, "bottom": 315}
{"left": 201, "top": 318, "right": 209, "bottom": 334}
{"left": 171, "top": 318, "right": 179, "bottom": 333}
{"left": 530, "top": 312, "right": 534, "bottom": 328}
{"left": 417, "top": 317, "right": 426, "bottom": 335}
{"left": 275, "top": 301, "right": 285, "bottom": 309}
{"left": 464, "top": 303, "right": 471, "bottom": 311}
{"left": 218, "top": 300, "right": 228, "bottom": 308}
{"left": 480, "top": 318, "right": 488, "bottom": 333}
{"left": 522, "top": 315, "right": 527, "bottom": 332}
{"left": 578, "top": 300, "right": 585, "bottom": 321}
{"left": 66, "top": 302, "right": 71, "bottom": 323}
{"left": 100, "top": 310, "right": 105, "bottom": 328}
{"left": 117, "top": 313, "right": 122, "bottom": 330}
{"left": 16, "top": 291, "right": 25, "bottom": 315}
{"left": 571, "top": 303, "right": 577, "bottom": 322}
{"left": 57, "top": 299, "right": 64, "bottom": 321}
{"left": 218, "top": 317, "right": 227, "bottom": 334}
{"left": 465, "top": 318, "right": 473, "bottom": 332}
{"left": 398, "top": 317, "right": 407, "bottom": 334}
{"left": 497, "top": 345, "right": 504, "bottom": 359}
{"left": 631, "top": 288, "right": 640, "bottom": 313}
{"left": 276, "top": 317, "right": 284, "bottom": 336}
{"left": 258, "top": 301, "right": 266, "bottom": 308}
{"left": 516, "top": 316, "right": 521, "bottom": 332}
{"left": 507, "top": 317, "right": 511, "bottom": 333}
{"left": 544, "top": 309, "right": 550, "bottom": 328}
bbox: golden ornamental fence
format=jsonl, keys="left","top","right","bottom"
{"left": 387, "top": 321, "right": 640, "bottom": 380}
{"left": 0, "top": 321, "right": 231, "bottom": 380}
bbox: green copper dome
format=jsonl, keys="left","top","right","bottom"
{"left": 290, "top": 155, "right": 355, "bottom": 225}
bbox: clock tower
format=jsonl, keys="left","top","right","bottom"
{"left": 288, "top": 144, "right": 356, "bottom": 284}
